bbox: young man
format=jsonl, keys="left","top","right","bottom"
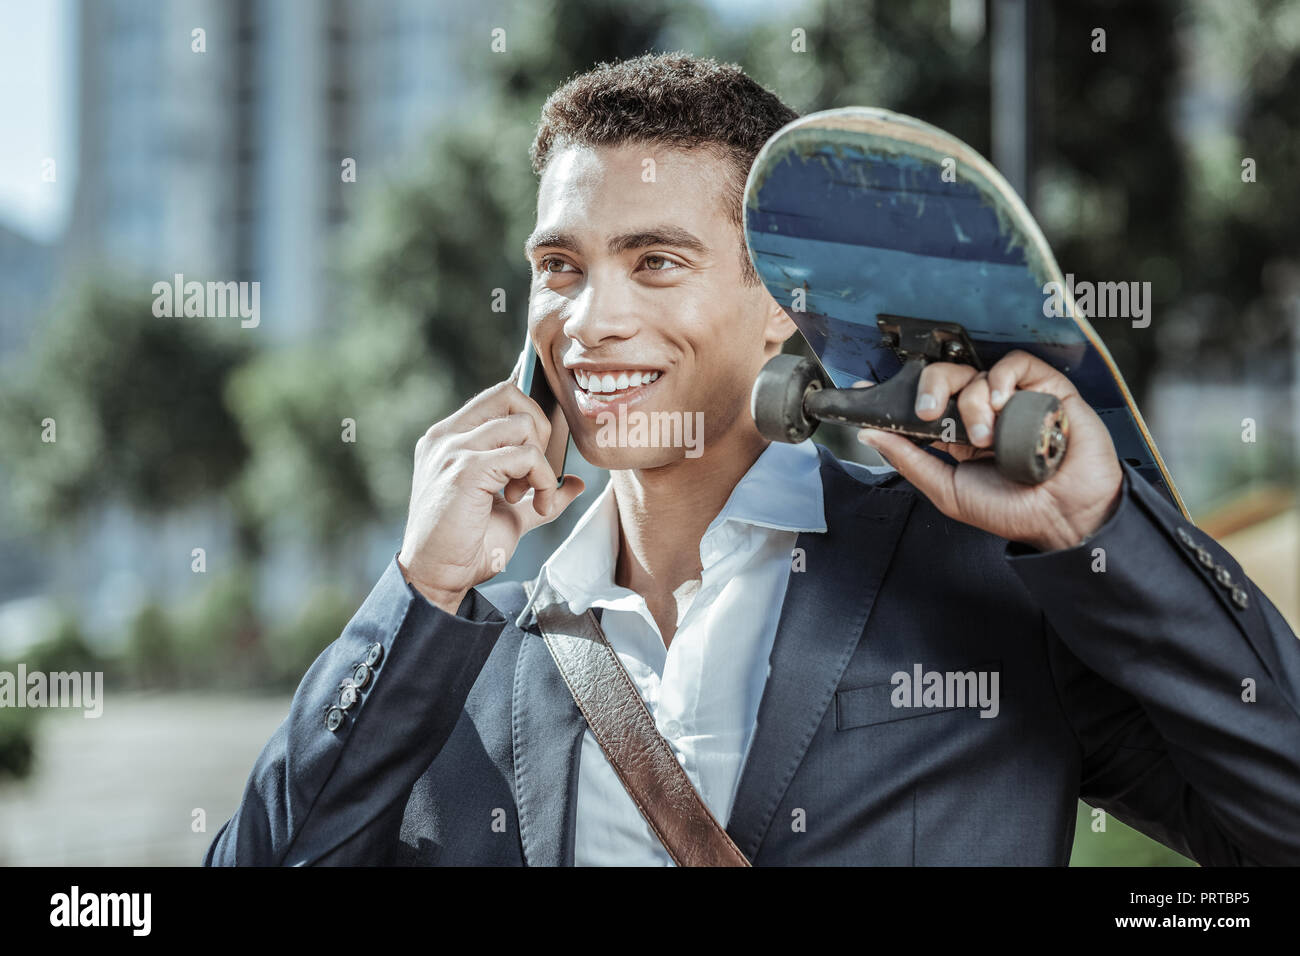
{"left": 206, "top": 54, "right": 1300, "bottom": 866}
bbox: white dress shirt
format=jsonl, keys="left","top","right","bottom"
{"left": 516, "top": 438, "right": 827, "bottom": 866}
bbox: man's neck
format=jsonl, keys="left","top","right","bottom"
{"left": 610, "top": 428, "right": 770, "bottom": 636}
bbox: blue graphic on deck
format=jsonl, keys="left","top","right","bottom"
{"left": 749, "top": 149, "right": 1027, "bottom": 265}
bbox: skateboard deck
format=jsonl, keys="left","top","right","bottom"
{"left": 743, "top": 107, "right": 1187, "bottom": 515}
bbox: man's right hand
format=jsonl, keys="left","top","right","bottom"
{"left": 397, "top": 380, "right": 585, "bottom": 614}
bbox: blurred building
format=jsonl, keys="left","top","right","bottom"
{"left": 64, "top": 0, "right": 491, "bottom": 340}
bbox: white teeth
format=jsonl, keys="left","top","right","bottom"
{"left": 573, "top": 369, "right": 662, "bottom": 394}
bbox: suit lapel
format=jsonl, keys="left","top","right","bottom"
{"left": 512, "top": 617, "right": 586, "bottom": 866}
{"left": 725, "top": 446, "right": 915, "bottom": 860}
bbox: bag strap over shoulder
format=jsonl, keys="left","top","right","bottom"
{"left": 523, "top": 577, "right": 750, "bottom": 867}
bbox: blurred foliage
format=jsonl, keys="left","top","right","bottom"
{"left": 124, "top": 601, "right": 178, "bottom": 689}
{"left": 167, "top": 568, "right": 264, "bottom": 690}
{"left": 1037, "top": 0, "right": 1188, "bottom": 406}
{"left": 0, "top": 614, "right": 96, "bottom": 781}
{"left": 0, "top": 280, "right": 251, "bottom": 530}
{"left": 1037, "top": 0, "right": 1299, "bottom": 505}
{"left": 1174, "top": 0, "right": 1300, "bottom": 382}
{"left": 0, "top": 706, "right": 36, "bottom": 781}
{"left": 114, "top": 573, "right": 354, "bottom": 692}
{"left": 22, "top": 613, "right": 98, "bottom": 677}
{"left": 263, "top": 587, "right": 358, "bottom": 689}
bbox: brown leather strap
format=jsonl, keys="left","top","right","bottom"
{"left": 524, "top": 578, "right": 750, "bottom": 867}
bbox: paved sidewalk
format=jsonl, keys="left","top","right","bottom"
{"left": 0, "top": 691, "right": 290, "bottom": 866}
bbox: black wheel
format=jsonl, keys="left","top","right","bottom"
{"left": 993, "top": 390, "right": 1068, "bottom": 484}
{"left": 751, "top": 354, "right": 828, "bottom": 443}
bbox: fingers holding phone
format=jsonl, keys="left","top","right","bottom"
{"left": 514, "top": 337, "right": 571, "bottom": 485}
{"left": 396, "top": 348, "right": 584, "bottom": 614}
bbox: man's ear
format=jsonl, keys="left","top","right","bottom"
{"left": 762, "top": 292, "right": 798, "bottom": 356}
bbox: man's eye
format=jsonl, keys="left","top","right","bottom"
{"left": 540, "top": 257, "right": 576, "bottom": 274}
{"left": 642, "top": 255, "right": 680, "bottom": 272}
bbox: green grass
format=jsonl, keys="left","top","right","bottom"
{"left": 1069, "top": 802, "right": 1197, "bottom": 866}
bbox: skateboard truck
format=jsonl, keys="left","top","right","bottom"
{"left": 751, "top": 314, "right": 1069, "bottom": 484}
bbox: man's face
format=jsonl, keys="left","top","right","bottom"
{"left": 525, "top": 143, "right": 793, "bottom": 470}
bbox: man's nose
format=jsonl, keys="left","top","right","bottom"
{"left": 562, "top": 276, "right": 641, "bottom": 349}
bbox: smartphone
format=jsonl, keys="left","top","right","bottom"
{"left": 514, "top": 333, "right": 569, "bottom": 487}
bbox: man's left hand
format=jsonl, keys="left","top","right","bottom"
{"left": 856, "top": 349, "right": 1123, "bottom": 553}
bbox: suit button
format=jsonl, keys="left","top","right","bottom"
{"left": 352, "top": 662, "right": 372, "bottom": 688}
{"left": 326, "top": 707, "right": 345, "bottom": 732}
{"left": 338, "top": 682, "right": 359, "bottom": 710}
{"left": 1195, "top": 546, "right": 1214, "bottom": 568}
{"left": 1176, "top": 528, "right": 1193, "bottom": 546}
{"left": 1231, "top": 587, "right": 1249, "bottom": 610}
{"left": 365, "top": 643, "right": 384, "bottom": 667}
{"left": 1214, "top": 566, "right": 1233, "bottom": 588}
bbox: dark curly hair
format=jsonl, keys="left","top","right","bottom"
{"left": 530, "top": 53, "right": 798, "bottom": 284}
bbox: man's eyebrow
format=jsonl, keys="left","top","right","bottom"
{"left": 524, "top": 232, "right": 581, "bottom": 257}
{"left": 524, "top": 225, "right": 709, "bottom": 259}
{"left": 607, "top": 226, "right": 707, "bottom": 255}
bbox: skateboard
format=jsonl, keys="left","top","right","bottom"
{"left": 744, "top": 107, "right": 1187, "bottom": 513}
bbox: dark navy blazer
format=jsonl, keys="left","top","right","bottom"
{"left": 205, "top": 446, "right": 1300, "bottom": 865}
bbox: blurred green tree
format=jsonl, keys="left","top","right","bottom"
{"left": 0, "top": 707, "right": 36, "bottom": 780}
{"left": 1036, "top": 0, "right": 1187, "bottom": 408}
{"left": 0, "top": 613, "right": 96, "bottom": 780}
{"left": 23, "top": 613, "right": 98, "bottom": 676}
{"left": 0, "top": 280, "right": 253, "bottom": 541}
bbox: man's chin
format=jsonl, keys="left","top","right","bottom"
{"left": 571, "top": 438, "right": 704, "bottom": 471}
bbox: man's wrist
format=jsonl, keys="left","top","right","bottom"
{"left": 1020, "top": 474, "right": 1126, "bottom": 553}
{"left": 1018, "top": 526, "right": 1082, "bottom": 554}
{"left": 396, "top": 556, "right": 469, "bottom": 616}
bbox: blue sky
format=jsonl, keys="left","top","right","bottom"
{"left": 0, "top": 0, "right": 74, "bottom": 242}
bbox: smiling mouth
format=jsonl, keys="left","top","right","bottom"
{"left": 569, "top": 367, "right": 666, "bottom": 415}
{"left": 574, "top": 368, "right": 662, "bottom": 397}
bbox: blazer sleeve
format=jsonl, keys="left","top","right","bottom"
{"left": 1005, "top": 462, "right": 1300, "bottom": 865}
{"left": 203, "top": 557, "right": 507, "bottom": 866}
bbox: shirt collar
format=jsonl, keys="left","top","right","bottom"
{"left": 706, "top": 435, "right": 826, "bottom": 536}
{"left": 515, "top": 439, "right": 826, "bottom": 629}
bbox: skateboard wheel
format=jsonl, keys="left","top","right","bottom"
{"left": 752, "top": 354, "right": 828, "bottom": 443}
{"left": 993, "top": 391, "right": 1068, "bottom": 484}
